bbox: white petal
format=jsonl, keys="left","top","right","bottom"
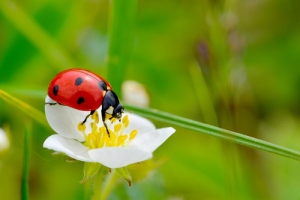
{"left": 45, "top": 95, "right": 95, "bottom": 141}
{"left": 122, "top": 113, "right": 156, "bottom": 138}
{"left": 43, "top": 134, "right": 92, "bottom": 162}
{"left": 88, "top": 147, "right": 152, "bottom": 168}
{"left": 129, "top": 127, "right": 175, "bottom": 153}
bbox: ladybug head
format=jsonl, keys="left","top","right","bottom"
{"left": 112, "top": 103, "right": 124, "bottom": 121}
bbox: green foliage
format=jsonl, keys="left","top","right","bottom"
{"left": 106, "top": 0, "right": 138, "bottom": 96}
{"left": 81, "top": 162, "right": 102, "bottom": 183}
{"left": 0, "top": 0, "right": 300, "bottom": 200}
{"left": 116, "top": 167, "right": 132, "bottom": 187}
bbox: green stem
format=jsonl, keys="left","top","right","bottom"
{"left": 21, "top": 122, "right": 31, "bottom": 200}
{"left": 101, "top": 170, "right": 119, "bottom": 200}
{"left": 124, "top": 103, "right": 300, "bottom": 161}
{"left": 93, "top": 166, "right": 106, "bottom": 200}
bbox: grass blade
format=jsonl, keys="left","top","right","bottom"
{"left": 21, "top": 122, "right": 31, "bottom": 200}
{"left": 124, "top": 103, "right": 300, "bottom": 161}
{"left": 0, "top": 90, "right": 48, "bottom": 126}
{"left": 2, "top": 85, "right": 300, "bottom": 161}
{"left": 106, "top": 0, "right": 138, "bottom": 96}
{"left": 0, "top": 0, "right": 76, "bottom": 71}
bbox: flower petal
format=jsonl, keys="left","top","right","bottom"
{"left": 129, "top": 127, "right": 175, "bottom": 153}
{"left": 122, "top": 113, "right": 156, "bottom": 137}
{"left": 45, "top": 95, "right": 94, "bottom": 141}
{"left": 43, "top": 134, "right": 92, "bottom": 162}
{"left": 88, "top": 147, "right": 152, "bottom": 168}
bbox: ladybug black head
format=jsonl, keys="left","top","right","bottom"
{"left": 113, "top": 103, "right": 124, "bottom": 120}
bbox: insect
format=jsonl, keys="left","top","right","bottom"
{"left": 46, "top": 68, "right": 124, "bottom": 137}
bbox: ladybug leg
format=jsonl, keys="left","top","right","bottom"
{"left": 101, "top": 109, "right": 110, "bottom": 138}
{"left": 81, "top": 110, "right": 95, "bottom": 125}
{"left": 45, "top": 102, "right": 66, "bottom": 106}
{"left": 103, "top": 122, "right": 110, "bottom": 138}
{"left": 45, "top": 102, "right": 58, "bottom": 106}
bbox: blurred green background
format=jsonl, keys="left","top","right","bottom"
{"left": 0, "top": 0, "right": 300, "bottom": 199}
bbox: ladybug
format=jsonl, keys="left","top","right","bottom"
{"left": 46, "top": 68, "right": 124, "bottom": 137}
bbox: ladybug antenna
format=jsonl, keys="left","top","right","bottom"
{"left": 123, "top": 111, "right": 133, "bottom": 114}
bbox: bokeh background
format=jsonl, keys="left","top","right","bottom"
{"left": 0, "top": 0, "right": 300, "bottom": 199}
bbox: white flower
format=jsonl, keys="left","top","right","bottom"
{"left": 0, "top": 128, "right": 9, "bottom": 153}
{"left": 43, "top": 96, "right": 175, "bottom": 168}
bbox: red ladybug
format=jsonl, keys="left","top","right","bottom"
{"left": 46, "top": 69, "right": 124, "bottom": 136}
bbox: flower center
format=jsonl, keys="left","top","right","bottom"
{"left": 77, "top": 111, "right": 137, "bottom": 149}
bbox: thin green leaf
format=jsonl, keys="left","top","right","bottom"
{"left": 189, "top": 62, "right": 218, "bottom": 126}
{"left": 0, "top": 90, "right": 48, "bottom": 126}
{"left": 106, "top": 0, "right": 138, "bottom": 96}
{"left": 124, "top": 103, "right": 300, "bottom": 161}
{"left": 0, "top": 0, "right": 76, "bottom": 71}
{"left": 2, "top": 86, "right": 300, "bottom": 161}
{"left": 21, "top": 122, "right": 31, "bottom": 200}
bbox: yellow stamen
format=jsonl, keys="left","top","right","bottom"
{"left": 88, "top": 134, "right": 97, "bottom": 149}
{"left": 114, "top": 123, "right": 122, "bottom": 133}
{"left": 122, "top": 115, "right": 129, "bottom": 128}
{"left": 129, "top": 129, "right": 138, "bottom": 140}
{"left": 102, "top": 136, "right": 110, "bottom": 147}
{"left": 91, "top": 111, "right": 100, "bottom": 124}
{"left": 91, "top": 123, "right": 98, "bottom": 134}
{"left": 109, "top": 130, "right": 116, "bottom": 143}
{"left": 99, "top": 127, "right": 106, "bottom": 133}
{"left": 78, "top": 114, "right": 138, "bottom": 149}
{"left": 78, "top": 122, "right": 86, "bottom": 132}
{"left": 117, "top": 135, "right": 128, "bottom": 146}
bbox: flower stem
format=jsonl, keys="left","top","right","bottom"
{"left": 92, "top": 166, "right": 106, "bottom": 200}
{"left": 101, "top": 169, "right": 119, "bottom": 200}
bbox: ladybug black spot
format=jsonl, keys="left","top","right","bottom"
{"left": 98, "top": 80, "right": 107, "bottom": 91}
{"left": 77, "top": 97, "right": 85, "bottom": 104}
{"left": 53, "top": 85, "right": 59, "bottom": 96}
{"left": 75, "top": 77, "right": 83, "bottom": 86}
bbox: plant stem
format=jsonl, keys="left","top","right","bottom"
{"left": 101, "top": 170, "right": 119, "bottom": 200}
{"left": 93, "top": 166, "right": 106, "bottom": 200}
{"left": 21, "top": 122, "right": 31, "bottom": 200}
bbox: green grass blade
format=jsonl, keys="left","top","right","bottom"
{"left": 0, "top": 90, "right": 48, "bottom": 126}
{"left": 189, "top": 62, "right": 219, "bottom": 126}
{"left": 124, "top": 103, "right": 300, "bottom": 161}
{"left": 106, "top": 0, "right": 138, "bottom": 96}
{"left": 0, "top": 0, "right": 76, "bottom": 71}
{"left": 2, "top": 85, "right": 300, "bottom": 160}
{"left": 21, "top": 122, "right": 31, "bottom": 200}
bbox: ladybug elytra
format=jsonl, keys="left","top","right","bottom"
{"left": 46, "top": 69, "right": 124, "bottom": 137}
